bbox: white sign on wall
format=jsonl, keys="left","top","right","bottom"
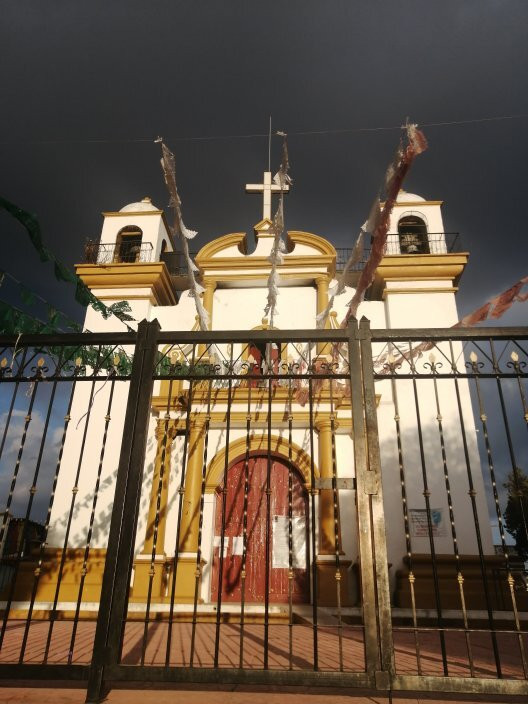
{"left": 409, "top": 508, "right": 446, "bottom": 537}
{"left": 272, "top": 515, "right": 307, "bottom": 569}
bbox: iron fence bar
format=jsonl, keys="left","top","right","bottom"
{"left": 358, "top": 318, "right": 394, "bottom": 684}
{"left": 238, "top": 377, "right": 252, "bottom": 668}
{"left": 370, "top": 327, "right": 528, "bottom": 342}
{"left": 308, "top": 360, "right": 319, "bottom": 671}
{"left": 511, "top": 354, "right": 528, "bottom": 430}
{"left": 388, "top": 372, "right": 422, "bottom": 674}
{"left": 347, "top": 318, "right": 378, "bottom": 680}
{"left": 490, "top": 339, "right": 528, "bottom": 563}
{"left": 166, "top": 344, "right": 197, "bottom": 667}
{"left": 428, "top": 358, "right": 474, "bottom": 676}
{"left": 408, "top": 338, "right": 448, "bottom": 676}
{"left": 0, "top": 366, "right": 58, "bottom": 652}
{"left": 263, "top": 372, "right": 272, "bottom": 669}
{"left": 42, "top": 370, "right": 99, "bottom": 663}
{"left": 19, "top": 371, "right": 79, "bottom": 662}
{"left": 448, "top": 340, "right": 502, "bottom": 678}
{"left": 213, "top": 344, "right": 234, "bottom": 669}
{"left": 0, "top": 366, "right": 39, "bottom": 617}
{"left": 329, "top": 378, "right": 344, "bottom": 672}
{"left": 85, "top": 319, "right": 160, "bottom": 704}
{"left": 68, "top": 373, "right": 117, "bottom": 664}
{"left": 287, "top": 377, "right": 294, "bottom": 671}
{"left": 139, "top": 376, "right": 175, "bottom": 666}
{"left": 189, "top": 376, "right": 212, "bottom": 668}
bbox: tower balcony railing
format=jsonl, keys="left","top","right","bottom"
{"left": 159, "top": 233, "right": 461, "bottom": 279}
{"left": 84, "top": 239, "right": 153, "bottom": 265}
{"left": 335, "top": 232, "right": 461, "bottom": 272}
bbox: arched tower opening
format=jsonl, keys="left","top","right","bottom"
{"left": 398, "top": 215, "right": 430, "bottom": 254}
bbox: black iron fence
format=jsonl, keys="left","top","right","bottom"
{"left": 84, "top": 240, "right": 153, "bottom": 264}
{"left": 0, "top": 321, "right": 526, "bottom": 701}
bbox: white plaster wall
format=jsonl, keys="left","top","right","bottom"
{"left": 47, "top": 378, "right": 131, "bottom": 548}
{"left": 99, "top": 213, "right": 171, "bottom": 260}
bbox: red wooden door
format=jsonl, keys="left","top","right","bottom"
{"left": 211, "top": 455, "right": 309, "bottom": 603}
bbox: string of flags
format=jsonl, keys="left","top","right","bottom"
{"left": 340, "top": 123, "right": 428, "bottom": 328}
{"left": 0, "top": 196, "right": 135, "bottom": 333}
{"left": 156, "top": 138, "right": 210, "bottom": 331}
{"left": 264, "top": 132, "right": 292, "bottom": 327}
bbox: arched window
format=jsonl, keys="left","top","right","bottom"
{"left": 115, "top": 225, "right": 143, "bottom": 263}
{"left": 398, "top": 216, "right": 429, "bottom": 254}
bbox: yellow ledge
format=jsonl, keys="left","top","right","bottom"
{"left": 370, "top": 252, "right": 469, "bottom": 299}
{"left": 75, "top": 261, "right": 178, "bottom": 306}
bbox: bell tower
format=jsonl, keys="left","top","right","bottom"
{"left": 371, "top": 190, "right": 469, "bottom": 327}
{"left": 76, "top": 197, "right": 177, "bottom": 329}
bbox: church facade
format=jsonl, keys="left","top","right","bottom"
{"left": 23, "top": 180, "right": 497, "bottom": 616}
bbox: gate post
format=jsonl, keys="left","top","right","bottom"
{"left": 86, "top": 319, "right": 160, "bottom": 703}
{"left": 347, "top": 318, "right": 380, "bottom": 684}
{"left": 358, "top": 317, "right": 395, "bottom": 687}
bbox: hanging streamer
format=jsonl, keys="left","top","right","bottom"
{"left": 264, "top": 132, "right": 292, "bottom": 326}
{"left": 373, "top": 274, "right": 528, "bottom": 374}
{"left": 340, "top": 123, "right": 428, "bottom": 327}
{"left": 157, "top": 139, "right": 209, "bottom": 331}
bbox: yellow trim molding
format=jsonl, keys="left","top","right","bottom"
{"left": 204, "top": 434, "right": 319, "bottom": 492}
{"left": 196, "top": 232, "right": 248, "bottom": 262}
{"left": 75, "top": 262, "right": 178, "bottom": 305}
{"left": 370, "top": 253, "right": 469, "bottom": 300}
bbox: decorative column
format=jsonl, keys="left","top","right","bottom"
{"left": 316, "top": 418, "right": 339, "bottom": 554}
{"left": 132, "top": 418, "right": 176, "bottom": 601}
{"left": 315, "top": 417, "right": 353, "bottom": 606}
{"left": 199, "top": 277, "right": 216, "bottom": 356}
{"left": 315, "top": 275, "right": 331, "bottom": 357}
{"left": 173, "top": 416, "right": 207, "bottom": 602}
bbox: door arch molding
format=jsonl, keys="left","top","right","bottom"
{"left": 205, "top": 433, "right": 319, "bottom": 493}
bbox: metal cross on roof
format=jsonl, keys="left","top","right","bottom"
{"left": 245, "top": 171, "right": 290, "bottom": 221}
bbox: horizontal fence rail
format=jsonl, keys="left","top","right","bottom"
{"left": 0, "top": 322, "right": 526, "bottom": 701}
{"left": 366, "top": 326, "right": 528, "bottom": 691}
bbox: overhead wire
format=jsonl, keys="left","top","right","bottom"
{"left": 0, "top": 113, "right": 527, "bottom": 146}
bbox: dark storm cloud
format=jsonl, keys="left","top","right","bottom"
{"left": 0, "top": 0, "right": 527, "bottom": 322}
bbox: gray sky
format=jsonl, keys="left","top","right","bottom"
{"left": 1, "top": 0, "right": 527, "bottom": 326}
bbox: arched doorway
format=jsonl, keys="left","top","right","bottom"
{"left": 211, "top": 453, "right": 310, "bottom": 603}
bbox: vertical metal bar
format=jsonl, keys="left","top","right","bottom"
{"left": 19, "top": 368, "right": 79, "bottom": 662}
{"left": 491, "top": 340, "right": 528, "bottom": 566}
{"left": 213, "top": 344, "right": 234, "bottom": 669}
{"left": 308, "top": 346, "right": 319, "bottom": 671}
{"left": 389, "top": 373, "right": 422, "bottom": 675}
{"left": 263, "top": 366, "right": 272, "bottom": 669}
{"left": 429, "top": 356, "right": 474, "bottom": 676}
{"left": 0, "top": 358, "right": 39, "bottom": 594}
{"left": 347, "top": 319, "right": 379, "bottom": 681}
{"left": 470, "top": 353, "right": 527, "bottom": 677}
{"left": 328, "top": 378, "right": 344, "bottom": 672}
{"left": 86, "top": 319, "right": 160, "bottom": 704}
{"left": 358, "top": 319, "right": 394, "bottom": 681}
{"left": 189, "top": 375, "right": 213, "bottom": 668}
{"left": 449, "top": 340, "right": 501, "bottom": 678}
{"left": 409, "top": 339, "right": 448, "bottom": 676}
{"left": 0, "top": 365, "right": 58, "bottom": 651}
{"left": 238, "top": 374, "right": 252, "bottom": 669}
{"left": 140, "top": 377, "right": 175, "bottom": 666}
{"left": 166, "top": 343, "right": 196, "bottom": 666}
{"left": 287, "top": 375, "right": 294, "bottom": 671}
{"left": 43, "top": 371, "right": 99, "bottom": 663}
{"left": 68, "top": 374, "right": 117, "bottom": 664}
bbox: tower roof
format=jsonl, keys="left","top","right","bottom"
{"left": 119, "top": 196, "right": 160, "bottom": 213}
{"left": 396, "top": 189, "right": 425, "bottom": 203}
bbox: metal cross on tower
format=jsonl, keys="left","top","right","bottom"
{"left": 245, "top": 171, "right": 290, "bottom": 221}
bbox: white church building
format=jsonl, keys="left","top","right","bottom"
{"left": 15, "top": 176, "right": 500, "bottom": 616}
